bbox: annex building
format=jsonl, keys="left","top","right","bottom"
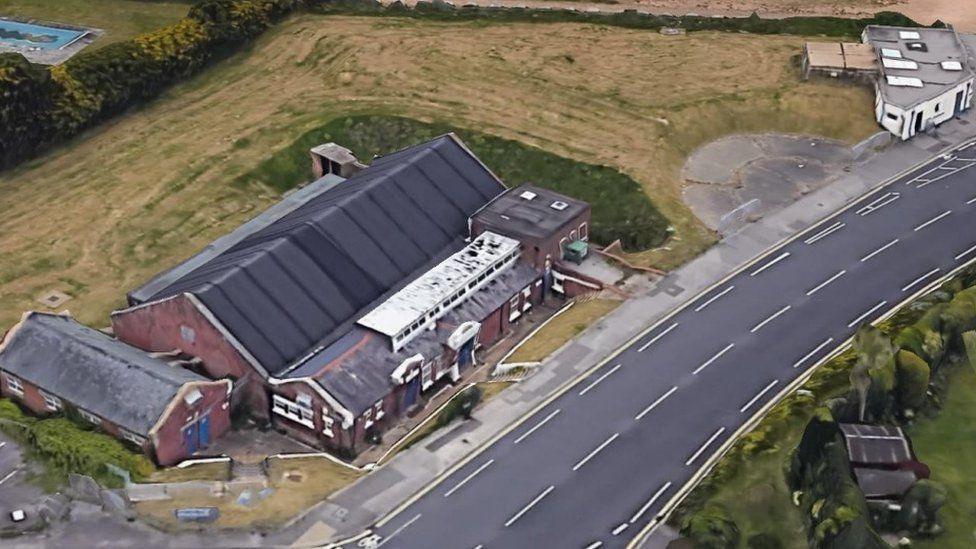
{"left": 803, "top": 25, "right": 975, "bottom": 140}
{"left": 107, "top": 134, "right": 597, "bottom": 457}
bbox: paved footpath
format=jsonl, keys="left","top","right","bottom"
{"left": 268, "top": 111, "right": 976, "bottom": 547}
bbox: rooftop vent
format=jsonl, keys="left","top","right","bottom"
{"left": 906, "top": 42, "right": 928, "bottom": 52}
{"left": 886, "top": 75, "right": 924, "bottom": 88}
{"left": 550, "top": 201, "right": 569, "bottom": 211}
{"left": 941, "top": 60, "right": 963, "bottom": 71}
{"left": 881, "top": 48, "right": 902, "bottom": 59}
{"left": 882, "top": 58, "right": 918, "bottom": 70}
{"left": 519, "top": 190, "right": 538, "bottom": 201}
{"left": 899, "top": 30, "right": 921, "bottom": 40}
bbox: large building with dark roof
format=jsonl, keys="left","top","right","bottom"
{"left": 0, "top": 312, "right": 231, "bottom": 465}
{"left": 111, "top": 134, "right": 597, "bottom": 456}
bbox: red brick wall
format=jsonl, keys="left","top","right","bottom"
{"left": 270, "top": 381, "right": 357, "bottom": 454}
{"left": 1, "top": 371, "right": 50, "bottom": 416}
{"left": 152, "top": 381, "right": 232, "bottom": 466}
{"left": 112, "top": 295, "right": 270, "bottom": 419}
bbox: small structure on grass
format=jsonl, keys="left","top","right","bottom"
{"left": 839, "top": 423, "right": 930, "bottom": 503}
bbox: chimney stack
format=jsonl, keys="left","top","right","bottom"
{"left": 310, "top": 142, "right": 366, "bottom": 179}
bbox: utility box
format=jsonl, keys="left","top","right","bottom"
{"left": 562, "top": 240, "right": 588, "bottom": 264}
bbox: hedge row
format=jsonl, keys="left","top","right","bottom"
{"left": 317, "top": 0, "right": 921, "bottom": 38}
{"left": 0, "top": 0, "right": 301, "bottom": 169}
{"left": 0, "top": 399, "right": 154, "bottom": 488}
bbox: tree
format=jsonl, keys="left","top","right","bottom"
{"left": 895, "top": 349, "right": 930, "bottom": 411}
{"left": 850, "top": 326, "right": 895, "bottom": 421}
{"left": 895, "top": 480, "right": 947, "bottom": 533}
{"left": 962, "top": 330, "right": 976, "bottom": 376}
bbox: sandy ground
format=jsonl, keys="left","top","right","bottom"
{"left": 0, "top": 16, "right": 878, "bottom": 330}
{"left": 398, "top": 0, "right": 976, "bottom": 31}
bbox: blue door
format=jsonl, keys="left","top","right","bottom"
{"left": 402, "top": 376, "right": 420, "bottom": 412}
{"left": 198, "top": 414, "right": 211, "bottom": 449}
{"left": 183, "top": 423, "right": 198, "bottom": 455}
{"left": 459, "top": 339, "right": 475, "bottom": 370}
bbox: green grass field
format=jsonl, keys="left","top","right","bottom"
{"left": 0, "top": 0, "right": 188, "bottom": 46}
{"left": 908, "top": 364, "right": 976, "bottom": 548}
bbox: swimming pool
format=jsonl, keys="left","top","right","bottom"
{"left": 0, "top": 19, "right": 84, "bottom": 50}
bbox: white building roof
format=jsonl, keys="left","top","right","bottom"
{"left": 357, "top": 231, "right": 521, "bottom": 345}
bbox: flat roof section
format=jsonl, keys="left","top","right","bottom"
{"left": 473, "top": 184, "right": 589, "bottom": 241}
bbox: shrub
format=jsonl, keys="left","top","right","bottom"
{"left": 895, "top": 349, "right": 930, "bottom": 411}
{"left": 680, "top": 503, "right": 741, "bottom": 549}
{"left": 894, "top": 479, "right": 947, "bottom": 534}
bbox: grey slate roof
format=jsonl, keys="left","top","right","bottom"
{"left": 474, "top": 184, "right": 588, "bottom": 241}
{"left": 131, "top": 135, "right": 507, "bottom": 378}
{"left": 287, "top": 262, "right": 538, "bottom": 415}
{"left": 853, "top": 468, "right": 917, "bottom": 499}
{"left": 0, "top": 312, "right": 207, "bottom": 436}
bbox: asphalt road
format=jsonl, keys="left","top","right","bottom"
{"left": 367, "top": 140, "right": 976, "bottom": 549}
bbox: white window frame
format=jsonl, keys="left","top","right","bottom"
{"left": 322, "top": 410, "right": 335, "bottom": 438}
{"left": 272, "top": 394, "right": 315, "bottom": 429}
{"left": 39, "top": 390, "right": 62, "bottom": 412}
{"left": 522, "top": 286, "right": 532, "bottom": 312}
{"left": 509, "top": 295, "right": 522, "bottom": 322}
{"left": 3, "top": 373, "right": 24, "bottom": 396}
{"left": 570, "top": 229, "right": 578, "bottom": 241}
{"left": 363, "top": 408, "right": 374, "bottom": 429}
{"left": 79, "top": 408, "right": 101, "bottom": 426}
{"left": 121, "top": 429, "right": 146, "bottom": 446}
{"left": 579, "top": 222, "right": 588, "bottom": 241}
{"left": 374, "top": 400, "right": 385, "bottom": 420}
{"left": 421, "top": 362, "right": 433, "bottom": 390}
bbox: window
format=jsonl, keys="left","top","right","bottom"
{"left": 183, "top": 389, "right": 203, "bottom": 407}
{"left": 522, "top": 286, "right": 533, "bottom": 312}
{"left": 570, "top": 229, "right": 578, "bottom": 241}
{"left": 886, "top": 112, "right": 899, "bottom": 121}
{"left": 121, "top": 430, "right": 146, "bottom": 446}
{"left": 509, "top": 295, "right": 522, "bottom": 322}
{"left": 559, "top": 237, "right": 568, "bottom": 253}
{"left": 421, "top": 362, "right": 433, "bottom": 390}
{"left": 374, "top": 400, "right": 385, "bottom": 420}
{"left": 272, "top": 394, "right": 315, "bottom": 429}
{"left": 322, "top": 410, "right": 335, "bottom": 438}
{"left": 3, "top": 373, "right": 23, "bottom": 396}
{"left": 579, "top": 222, "right": 588, "bottom": 241}
{"left": 363, "top": 408, "right": 374, "bottom": 429}
{"left": 40, "top": 390, "right": 62, "bottom": 412}
{"left": 79, "top": 408, "right": 101, "bottom": 426}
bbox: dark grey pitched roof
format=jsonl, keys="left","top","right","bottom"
{"left": 853, "top": 468, "right": 917, "bottom": 499}
{"left": 285, "top": 262, "right": 538, "bottom": 415}
{"left": 839, "top": 423, "right": 914, "bottom": 465}
{"left": 132, "top": 135, "right": 506, "bottom": 378}
{"left": 473, "top": 184, "right": 588, "bottom": 241}
{"left": 0, "top": 312, "right": 208, "bottom": 436}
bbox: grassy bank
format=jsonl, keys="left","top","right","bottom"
{"left": 908, "top": 364, "right": 976, "bottom": 548}
{"left": 0, "top": 0, "right": 189, "bottom": 47}
{"left": 0, "top": 15, "right": 878, "bottom": 331}
{"left": 237, "top": 115, "right": 669, "bottom": 250}
{"left": 505, "top": 298, "right": 622, "bottom": 363}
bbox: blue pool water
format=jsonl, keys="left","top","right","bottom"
{"left": 0, "top": 20, "right": 83, "bottom": 50}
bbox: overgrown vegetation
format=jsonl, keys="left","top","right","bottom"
{"left": 0, "top": 398, "right": 154, "bottom": 489}
{"left": 674, "top": 269, "right": 976, "bottom": 548}
{"left": 236, "top": 115, "right": 669, "bottom": 250}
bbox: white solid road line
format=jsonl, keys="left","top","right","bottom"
{"left": 860, "top": 238, "right": 898, "bottom": 262}
{"left": 955, "top": 243, "right": 976, "bottom": 261}
{"left": 514, "top": 409, "right": 561, "bottom": 445}
{"left": 378, "top": 513, "right": 422, "bottom": 547}
{"left": 917, "top": 162, "right": 975, "bottom": 188}
{"left": 848, "top": 300, "right": 887, "bottom": 328}
{"left": 504, "top": 485, "right": 555, "bottom": 527}
{"left": 685, "top": 428, "right": 726, "bottom": 466}
{"left": 579, "top": 364, "right": 622, "bottom": 396}
{"left": 693, "top": 343, "right": 734, "bottom": 375}
{"left": 739, "top": 380, "right": 780, "bottom": 413}
{"left": 694, "top": 286, "right": 735, "bottom": 312}
{"left": 573, "top": 433, "right": 620, "bottom": 471}
{"left": 612, "top": 523, "right": 629, "bottom": 536}
{"left": 637, "top": 322, "right": 678, "bottom": 353}
{"left": 793, "top": 338, "right": 834, "bottom": 369}
{"left": 804, "top": 222, "right": 845, "bottom": 245}
{"left": 914, "top": 210, "right": 952, "bottom": 232}
{"left": 901, "top": 268, "right": 940, "bottom": 292}
{"left": 444, "top": 459, "right": 495, "bottom": 498}
{"left": 629, "top": 481, "right": 673, "bottom": 524}
{"left": 750, "top": 305, "right": 791, "bottom": 334}
{"left": 856, "top": 192, "right": 900, "bottom": 216}
{"left": 0, "top": 469, "right": 18, "bottom": 486}
{"left": 635, "top": 386, "right": 679, "bottom": 421}
{"left": 806, "top": 270, "right": 846, "bottom": 296}
{"left": 967, "top": 195, "right": 976, "bottom": 205}
{"left": 749, "top": 252, "right": 790, "bottom": 277}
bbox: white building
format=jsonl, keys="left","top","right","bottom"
{"left": 863, "top": 26, "right": 975, "bottom": 140}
